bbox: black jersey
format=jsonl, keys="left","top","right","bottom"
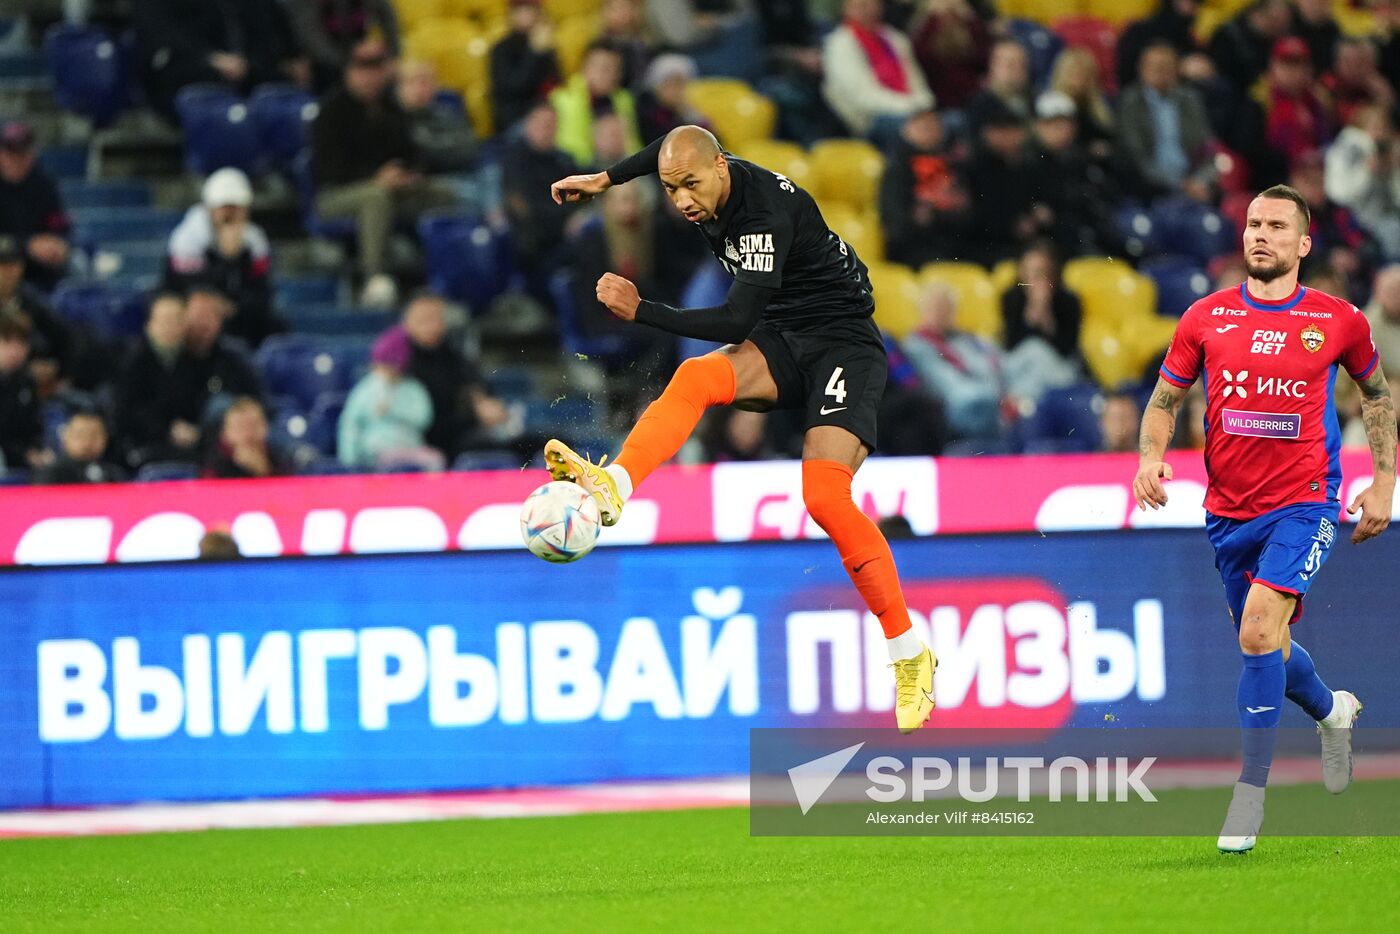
{"left": 608, "top": 143, "right": 875, "bottom": 330}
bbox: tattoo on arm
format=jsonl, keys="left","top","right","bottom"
{"left": 1357, "top": 365, "right": 1397, "bottom": 481}
{"left": 1138, "top": 378, "right": 1187, "bottom": 457}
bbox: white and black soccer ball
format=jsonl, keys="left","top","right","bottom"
{"left": 520, "top": 481, "right": 601, "bottom": 563}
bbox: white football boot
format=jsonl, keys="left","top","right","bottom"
{"left": 1217, "top": 781, "right": 1265, "bottom": 854}
{"left": 1318, "top": 690, "right": 1363, "bottom": 795}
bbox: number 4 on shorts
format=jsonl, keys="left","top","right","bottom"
{"left": 825, "top": 366, "right": 847, "bottom": 404}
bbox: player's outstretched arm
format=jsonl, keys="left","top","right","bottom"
{"left": 1134, "top": 377, "right": 1189, "bottom": 510}
{"left": 595, "top": 273, "right": 774, "bottom": 345}
{"left": 551, "top": 136, "right": 667, "bottom": 204}
{"left": 1348, "top": 364, "right": 1396, "bottom": 543}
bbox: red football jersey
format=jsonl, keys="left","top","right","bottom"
{"left": 1160, "top": 282, "right": 1379, "bottom": 519}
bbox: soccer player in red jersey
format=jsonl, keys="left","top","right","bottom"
{"left": 1134, "top": 185, "right": 1397, "bottom": 853}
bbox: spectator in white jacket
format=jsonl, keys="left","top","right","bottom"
{"left": 1324, "top": 104, "right": 1400, "bottom": 259}
{"left": 822, "top": 0, "right": 934, "bottom": 148}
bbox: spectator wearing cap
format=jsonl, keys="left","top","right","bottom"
{"left": 0, "top": 311, "right": 48, "bottom": 475}
{"left": 1207, "top": 0, "right": 1292, "bottom": 92}
{"left": 636, "top": 54, "right": 703, "bottom": 145}
{"left": 164, "top": 168, "right": 282, "bottom": 348}
{"left": 0, "top": 122, "right": 71, "bottom": 293}
{"left": 0, "top": 234, "right": 75, "bottom": 393}
{"left": 115, "top": 293, "right": 207, "bottom": 467}
{"left": 337, "top": 327, "right": 443, "bottom": 471}
{"left": 1031, "top": 91, "right": 1116, "bottom": 257}
{"left": 311, "top": 38, "right": 459, "bottom": 308}
{"left": 134, "top": 0, "right": 308, "bottom": 119}
{"left": 821, "top": 0, "right": 935, "bottom": 146}
{"left": 1117, "top": 41, "right": 1216, "bottom": 202}
{"left": 489, "top": 0, "right": 562, "bottom": 134}
{"left": 203, "top": 396, "right": 292, "bottom": 479}
{"left": 965, "top": 39, "right": 1033, "bottom": 138}
{"left": 966, "top": 100, "right": 1044, "bottom": 264}
{"left": 1265, "top": 36, "right": 1336, "bottom": 171}
{"left": 32, "top": 410, "right": 127, "bottom": 485}
{"left": 1325, "top": 105, "right": 1400, "bottom": 260}
{"left": 1116, "top": 0, "right": 1202, "bottom": 92}
{"left": 288, "top": 0, "right": 400, "bottom": 90}
{"left": 549, "top": 42, "right": 642, "bottom": 168}
{"left": 878, "top": 109, "right": 972, "bottom": 267}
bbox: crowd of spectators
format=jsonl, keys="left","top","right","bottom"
{"left": 5, "top": 0, "right": 1400, "bottom": 484}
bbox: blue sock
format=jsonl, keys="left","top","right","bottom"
{"left": 1284, "top": 641, "right": 1334, "bottom": 722}
{"left": 1237, "top": 649, "right": 1285, "bottom": 788}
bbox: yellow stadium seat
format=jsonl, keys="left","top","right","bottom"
{"left": 733, "top": 140, "right": 814, "bottom": 193}
{"left": 394, "top": 0, "right": 450, "bottom": 32}
{"left": 1081, "top": 323, "right": 1143, "bottom": 389}
{"left": 920, "top": 262, "right": 1001, "bottom": 341}
{"left": 685, "top": 78, "right": 777, "bottom": 150}
{"left": 544, "top": 0, "right": 603, "bottom": 19}
{"left": 433, "top": 30, "right": 496, "bottom": 98}
{"left": 1127, "top": 314, "right": 1179, "bottom": 368}
{"left": 808, "top": 138, "right": 885, "bottom": 213}
{"left": 998, "top": 0, "right": 1084, "bottom": 26}
{"left": 990, "top": 258, "right": 1018, "bottom": 297}
{"left": 555, "top": 14, "right": 601, "bottom": 75}
{"left": 822, "top": 205, "right": 885, "bottom": 265}
{"left": 1063, "top": 257, "right": 1156, "bottom": 325}
{"left": 444, "top": 0, "right": 508, "bottom": 24}
{"left": 866, "top": 263, "right": 923, "bottom": 340}
{"left": 1335, "top": 5, "right": 1377, "bottom": 38}
{"left": 1084, "top": 0, "right": 1155, "bottom": 26}
{"left": 1194, "top": 6, "right": 1233, "bottom": 43}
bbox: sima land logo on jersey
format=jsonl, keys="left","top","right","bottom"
{"left": 724, "top": 234, "right": 776, "bottom": 273}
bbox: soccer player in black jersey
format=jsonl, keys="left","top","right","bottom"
{"left": 546, "top": 125, "right": 935, "bottom": 732}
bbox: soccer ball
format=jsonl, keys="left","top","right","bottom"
{"left": 520, "top": 481, "right": 601, "bottom": 563}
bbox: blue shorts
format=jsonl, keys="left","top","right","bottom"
{"left": 1205, "top": 501, "right": 1341, "bottom": 627}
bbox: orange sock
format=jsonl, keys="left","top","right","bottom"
{"left": 615, "top": 353, "right": 737, "bottom": 488}
{"left": 802, "top": 459, "right": 913, "bottom": 639}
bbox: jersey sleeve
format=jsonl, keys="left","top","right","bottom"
{"left": 730, "top": 211, "right": 792, "bottom": 290}
{"left": 1159, "top": 303, "right": 1205, "bottom": 387}
{"left": 1340, "top": 306, "right": 1380, "bottom": 381}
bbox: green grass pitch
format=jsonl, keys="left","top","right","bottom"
{"left": 3, "top": 783, "right": 1399, "bottom": 933}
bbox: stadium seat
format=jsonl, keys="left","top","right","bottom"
{"left": 1080, "top": 321, "right": 1144, "bottom": 390}
{"left": 1219, "top": 190, "right": 1255, "bottom": 238}
{"left": 920, "top": 262, "right": 1001, "bottom": 341}
{"left": 731, "top": 140, "right": 813, "bottom": 192}
{"left": 990, "top": 258, "right": 1019, "bottom": 296}
{"left": 808, "top": 138, "right": 884, "bottom": 212}
{"left": 274, "top": 275, "right": 339, "bottom": 308}
{"left": 256, "top": 338, "right": 368, "bottom": 412}
{"left": 866, "top": 263, "right": 921, "bottom": 339}
{"left": 444, "top": 0, "right": 510, "bottom": 24}
{"left": 1017, "top": 382, "right": 1102, "bottom": 452}
{"left": 44, "top": 24, "right": 131, "bottom": 127}
{"left": 249, "top": 84, "right": 318, "bottom": 170}
{"left": 1140, "top": 255, "right": 1212, "bottom": 317}
{"left": 1114, "top": 203, "right": 1161, "bottom": 258}
{"left": 394, "top": 0, "right": 450, "bottom": 31}
{"left": 1004, "top": 19, "right": 1065, "bottom": 90}
{"left": 452, "top": 449, "right": 522, "bottom": 471}
{"left": 554, "top": 14, "right": 601, "bottom": 76}
{"left": 51, "top": 281, "right": 150, "bottom": 338}
{"left": 136, "top": 462, "right": 198, "bottom": 482}
{"left": 543, "top": 0, "right": 602, "bottom": 20}
{"left": 1063, "top": 257, "right": 1157, "bottom": 324}
{"left": 98, "top": 239, "right": 166, "bottom": 279}
{"left": 549, "top": 269, "right": 630, "bottom": 361}
{"left": 174, "top": 84, "right": 261, "bottom": 175}
{"left": 285, "top": 306, "right": 398, "bottom": 337}
{"left": 58, "top": 179, "right": 151, "bottom": 209}
{"left": 419, "top": 213, "right": 513, "bottom": 311}
{"left": 821, "top": 205, "right": 884, "bottom": 265}
{"left": 1151, "top": 196, "right": 1235, "bottom": 264}
{"left": 306, "top": 392, "right": 348, "bottom": 455}
{"left": 687, "top": 78, "right": 777, "bottom": 151}
{"left": 1209, "top": 141, "right": 1251, "bottom": 193}
{"left": 291, "top": 149, "right": 357, "bottom": 240}
{"left": 1000, "top": 0, "right": 1083, "bottom": 26}
{"left": 37, "top": 145, "right": 86, "bottom": 179}
{"left": 1052, "top": 16, "right": 1118, "bottom": 91}
{"left": 1083, "top": 0, "right": 1155, "bottom": 26}
{"left": 71, "top": 207, "right": 182, "bottom": 246}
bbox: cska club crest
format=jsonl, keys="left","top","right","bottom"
{"left": 1300, "top": 324, "right": 1325, "bottom": 353}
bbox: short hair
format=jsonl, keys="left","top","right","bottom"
{"left": 223, "top": 395, "right": 265, "bottom": 420}
{"left": 65, "top": 407, "right": 106, "bottom": 427}
{"left": 147, "top": 290, "right": 186, "bottom": 317}
{"left": 1256, "top": 183, "right": 1311, "bottom": 229}
{"left": 584, "top": 40, "right": 621, "bottom": 61}
{"left": 0, "top": 310, "right": 31, "bottom": 342}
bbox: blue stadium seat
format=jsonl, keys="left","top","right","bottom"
{"left": 0, "top": 51, "right": 45, "bottom": 80}
{"left": 432, "top": 88, "right": 467, "bottom": 119}
{"left": 419, "top": 213, "right": 513, "bottom": 311}
{"left": 299, "top": 457, "right": 351, "bottom": 476}
{"left": 0, "top": 468, "right": 31, "bottom": 486}
{"left": 136, "top": 462, "right": 198, "bottom": 482}
{"left": 548, "top": 269, "right": 629, "bottom": 361}
{"left": 100, "top": 240, "right": 166, "bottom": 279}
{"left": 452, "top": 449, "right": 521, "bottom": 472}
{"left": 1140, "top": 255, "right": 1212, "bottom": 317}
{"left": 51, "top": 281, "right": 150, "bottom": 337}
{"left": 255, "top": 338, "right": 367, "bottom": 412}
{"left": 249, "top": 84, "right": 318, "bottom": 169}
{"left": 306, "top": 391, "right": 348, "bottom": 454}
{"left": 1150, "top": 197, "right": 1235, "bottom": 264}
{"left": 1004, "top": 19, "right": 1064, "bottom": 90}
{"left": 273, "top": 275, "right": 339, "bottom": 308}
{"left": 1114, "top": 203, "right": 1160, "bottom": 258}
{"left": 36, "top": 144, "right": 86, "bottom": 179}
{"left": 283, "top": 305, "right": 397, "bottom": 337}
{"left": 1015, "top": 383, "right": 1103, "bottom": 453}
{"left": 59, "top": 179, "right": 151, "bottom": 209}
{"left": 175, "top": 84, "right": 261, "bottom": 175}
{"left": 71, "top": 207, "right": 181, "bottom": 246}
{"left": 44, "top": 24, "right": 130, "bottom": 127}
{"left": 485, "top": 365, "right": 535, "bottom": 400}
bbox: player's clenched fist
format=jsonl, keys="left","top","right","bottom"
{"left": 596, "top": 273, "right": 641, "bottom": 320}
{"left": 551, "top": 171, "right": 612, "bottom": 205}
{"left": 1133, "top": 460, "right": 1173, "bottom": 510}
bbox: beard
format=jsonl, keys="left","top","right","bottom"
{"left": 1246, "top": 254, "right": 1293, "bottom": 282}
